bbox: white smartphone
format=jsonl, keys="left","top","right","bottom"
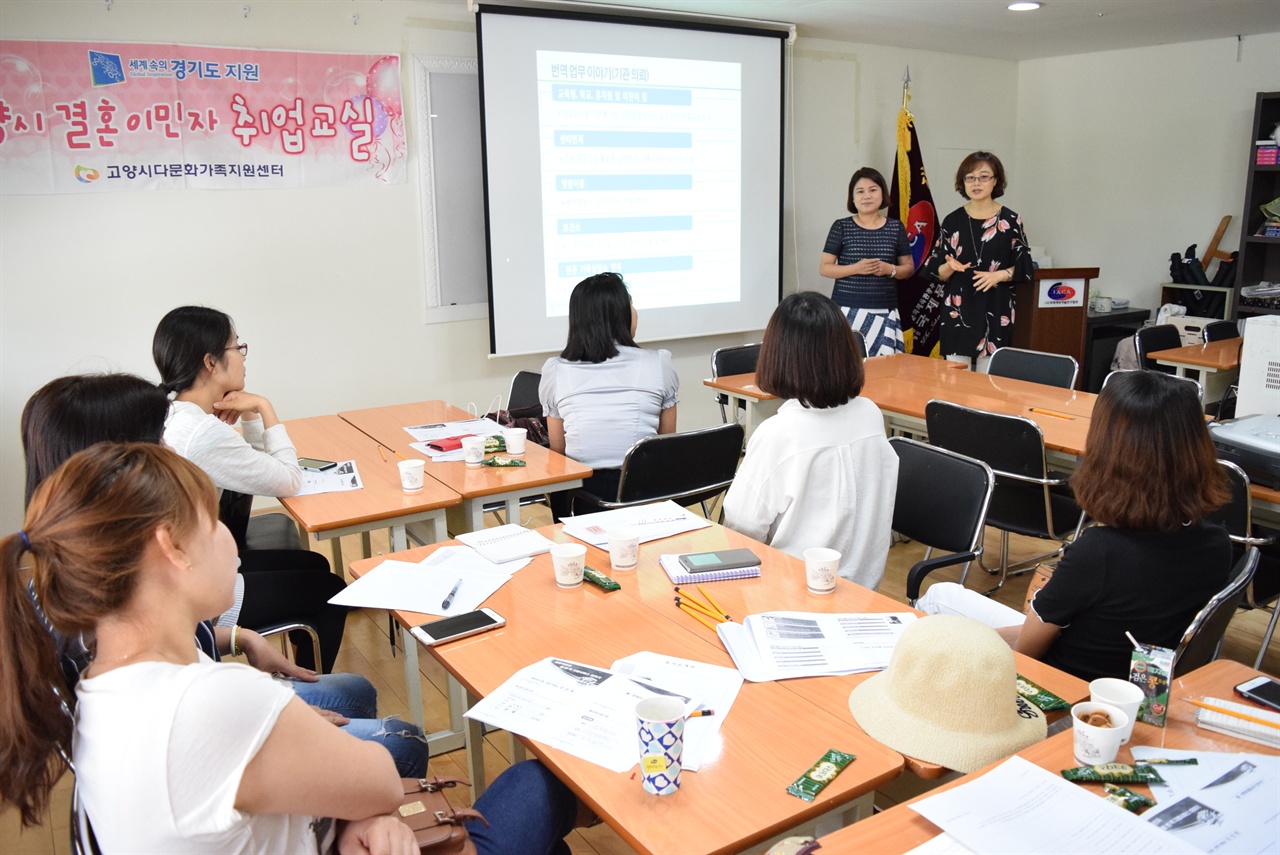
{"left": 1234, "top": 676, "right": 1280, "bottom": 712}
{"left": 410, "top": 608, "right": 505, "bottom": 646}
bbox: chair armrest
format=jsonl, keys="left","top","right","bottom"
{"left": 907, "top": 550, "right": 981, "bottom": 604}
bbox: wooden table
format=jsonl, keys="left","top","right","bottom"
{"left": 339, "top": 400, "right": 592, "bottom": 534}
{"left": 350, "top": 529, "right": 907, "bottom": 855}
{"left": 817, "top": 659, "right": 1279, "bottom": 852}
{"left": 1150, "top": 338, "right": 1243, "bottom": 404}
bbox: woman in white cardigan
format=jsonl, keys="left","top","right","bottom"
{"left": 723, "top": 292, "right": 898, "bottom": 589}
{"left": 153, "top": 306, "right": 347, "bottom": 672}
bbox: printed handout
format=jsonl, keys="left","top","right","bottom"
{"left": 719, "top": 611, "right": 916, "bottom": 681}
{"left": 295, "top": 460, "right": 363, "bottom": 495}
{"left": 560, "top": 500, "right": 712, "bottom": 547}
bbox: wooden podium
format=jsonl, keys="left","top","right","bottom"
{"left": 1012, "top": 267, "right": 1098, "bottom": 389}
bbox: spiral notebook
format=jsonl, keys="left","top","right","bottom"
{"left": 456, "top": 524, "right": 555, "bottom": 564}
{"left": 1194, "top": 697, "right": 1280, "bottom": 749}
{"left": 658, "top": 553, "right": 761, "bottom": 585}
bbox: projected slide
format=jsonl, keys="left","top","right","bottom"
{"left": 536, "top": 51, "right": 741, "bottom": 316}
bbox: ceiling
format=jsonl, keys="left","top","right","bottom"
{"left": 532, "top": 0, "right": 1280, "bottom": 61}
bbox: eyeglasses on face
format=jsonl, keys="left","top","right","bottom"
{"left": 224, "top": 343, "right": 249, "bottom": 357}
{"left": 964, "top": 174, "right": 995, "bottom": 184}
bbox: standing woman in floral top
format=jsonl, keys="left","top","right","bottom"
{"left": 923, "top": 151, "right": 1032, "bottom": 368}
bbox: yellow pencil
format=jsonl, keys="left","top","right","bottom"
{"left": 677, "top": 601, "right": 719, "bottom": 632}
{"left": 1182, "top": 698, "right": 1280, "bottom": 730}
{"left": 382, "top": 445, "right": 408, "bottom": 461}
{"left": 675, "top": 596, "right": 725, "bottom": 623}
{"left": 697, "top": 584, "right": 730, "bottom": 620}
{"left": 672, "top": 585, "right": 714, "bottom": 613}
{"left": 1028, "top": 407, "right": 1073, "bottom": 420}
{"left": 377, "top": 445, "right": 388, "bottom": 462}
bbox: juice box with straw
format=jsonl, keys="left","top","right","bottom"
{"left": 1128, "top": 643, "right": 1173, "bottom": 727}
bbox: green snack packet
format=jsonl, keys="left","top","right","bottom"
{"left": 583, "top": 566, "right": 620, "bottom": 592}
{"left": 787, "top": 749, "right": 856, "bottom": 802}
{"left": 1138, "top": 758, "right": 1198, "bottom": 765}
{"left": 1103, "top": 784, "right": 1156, "bottom": 813}
{"left": 481, "top": 456, "right": 526, "bottom": 468}
{"left": 1061, "top": 763, "right": 1165, "bottom": 784}
{"left": 1015, "top": 674, "right": 1070, "bottom": 711}
{"left": 484, "top": 435, "right": 507, "bottom": 453}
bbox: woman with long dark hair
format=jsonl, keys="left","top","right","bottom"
{"left": 539, "top": 272, "right": 679, "bottom": 517}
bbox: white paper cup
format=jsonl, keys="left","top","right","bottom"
{"left": 1071, "top": 701, "right": 1129, "bottom": 765}
{"left": 397, "top": 459, "right": 426, "bottom": 493}
{"left": 550, "top": 542, "right": 587, "bottom": 588}
{"left": 461, "top": 436, "right": 486, "bottom": 468}
{"left": 1090, "top": 678, "right": 1145, "bottom": 745}
{"left": 502, "top": 428, "right": 528, "bottom": 456}
{"left": 636, "top": 696, "right": 685, "bottom": 795}
{"left": 607, "top": 527, "right": 640, "bottom": 572}
{"left": 803, "top": 547, "right": 840, "bottom": 595}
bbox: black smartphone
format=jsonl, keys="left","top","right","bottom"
{"left": 1235, "top": 676, "right": 1280, "bottom": 712}
{"left": 677, "top": 548, "right": 761, "bottom": 574}
{"left": 298, "top": 457, "right": 337, "bottom": 471}
{"left": 410, "top": 609, "right": 506, "bottom": 646}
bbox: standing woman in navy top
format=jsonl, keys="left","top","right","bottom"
{"left": 819, "top": 167, "right": 914, "bottom": 356}
{"left": 923, "top": 151, "right": 1033, "bottom": 368}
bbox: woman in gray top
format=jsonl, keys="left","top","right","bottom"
{"left": 540, "top": 272, "right": 679, "bottom": 518}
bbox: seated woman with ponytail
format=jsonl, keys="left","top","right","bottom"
{"left": 0, "top": 443, "right": 581, "bottom": 854}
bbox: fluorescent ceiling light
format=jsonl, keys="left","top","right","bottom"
{"left": 1008, "top": 2, "right": 1042, "bottom": 10}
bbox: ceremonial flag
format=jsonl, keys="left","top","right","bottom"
{"left": 887, "top": 82, "right": 942, "bottom": 356}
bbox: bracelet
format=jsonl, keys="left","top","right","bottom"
{"left": 230, "top": 625, "right": 241, "bottom": 657}
{"left": 1006, "top": 269, "right": 1014, "bottom": 281}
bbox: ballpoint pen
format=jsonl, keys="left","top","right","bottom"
{"left": 441, "top": 578, "right": 462, "bottom": 610}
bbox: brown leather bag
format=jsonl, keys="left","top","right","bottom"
{"left": 395, "top": 777, "right": 486, "bottom": 855}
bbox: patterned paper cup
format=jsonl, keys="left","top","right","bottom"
{"left": 636, "top": 696, "right": 685, "bottom": 795}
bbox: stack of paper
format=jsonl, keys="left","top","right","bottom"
{"left": 717, "top": 611, "right": 916, "bottom": 681}
{"left": 659, "top": 553, "right": 760, "bottom": 584}
{"left": 456, "top": 524, "right": 555, "bottom": 563}
{"left": 295, "top": 460, "right": 363, "bottom": 495}
{"left": 328, "top": 545, "right": 529, "bottom": 617}
{"left": 403, "top": 418, "right": 505, "bottom": 461}
{"left": 1193, "top": 697, "right": 1280, "bottom": 749}
{"left": 560, "top": 500, "right": 712, "bottom": 547}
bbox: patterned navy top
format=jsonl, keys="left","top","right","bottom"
{"left": 823, "top": 217, "right": 910, "bottom": 311}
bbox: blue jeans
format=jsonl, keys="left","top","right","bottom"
{"left": 468, "top": 761, "right": 577, "bottom": 855}
{"left": 289, "top": 673, "right": 429, "bottom": 778}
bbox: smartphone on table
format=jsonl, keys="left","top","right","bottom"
{"left": 411, "top": 609, "right": 506, "bottom": 646}
{"left": 298, "top": 457, "right": 337, "bottom": 471}
{"left": 1234, "top": 676, "right": 1280, "bottom": 712}
{"left": 677, "top": 548, "right": 761, "bottom": 574}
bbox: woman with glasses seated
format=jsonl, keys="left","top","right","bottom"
{"left": 153, "top": 306, "right": 348, "bottom": 674}
{"left": 723, "top": 292, "right": 898, "bottom": 590}
{"left": 922, "top": 151, "right": 1032, "bottom": 369}
{"left": 0, "top": 443, "right": 581, "bottom": 853}
{"left": 539, "top": 272, "right": 679, "bottom": 519}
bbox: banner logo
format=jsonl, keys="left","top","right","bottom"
{"left": 74, "top": 165, "right": 100, "bottom": 183}
{"left": 87, "top": 50, "right": 127, "bottom": 86}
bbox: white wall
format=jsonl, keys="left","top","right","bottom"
{"left": 1015, "top": 34, "right": 1280, "bottom": 306}
{"left": 0, "top": 1, "right": 1017, "bottom": 526}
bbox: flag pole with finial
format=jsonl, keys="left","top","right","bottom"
{"left": 897, "top": 66, "right": 913, "bottom": 222}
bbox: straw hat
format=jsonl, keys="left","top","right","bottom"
{"left": 848, "top": 615, "right": 1045, "bottom": 773}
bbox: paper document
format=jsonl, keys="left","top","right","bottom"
{"left": 910, "top": 755, "right": 1198, "bottom": 855}
{"left": 718, "top": 611, "right": 916, "bottom": 681}
{"left": 409, "top": 440, "right": 465, "bottom": 462}
{"left": 1142, "top": 753, "right": 1280, "bottom": 855}
{"left": 465, "top": 657, "right": 699, "bottom": 773}
{"left": 295, "top": 460, "right": 363, "bottom": 495}
{"left": 561, "top": 500, "right": 713, "bottom": 547}
{"left": 456, "top": 524, "right": 555, "bottom": 564}
{"left": 328, "top": 553, "right": 514, "bottom": 617}
{"left": 403, "top": 418, "right": 505, "bottom": 444}
{"left": 611, "top": 651, "right": 742, "bottom": 771}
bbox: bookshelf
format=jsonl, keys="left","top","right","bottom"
{"left": 1236, "top": 91, "right": 1280, "bottom": 319}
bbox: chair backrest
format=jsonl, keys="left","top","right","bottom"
{"left": 1134, "top": 324, "right": 1183, "bottom": 372}
{"left": 218, "top": 489, "right": 253, "bottom": 551}
{"left": 711, "top": 343, "right": 761, "bottom": 379}
{"left": 1206, "top": 460, "right": 1253, "bottom": 541}
{"left": 1203, "top": 320, "right": 1240, "bottom": 343}
{"left": 1172, "top": 546, "right": 1259, "bottom": 677}
{"left": 615, "top": 423, "right": 745, "bottom": 507}
{"left": 851, "top": 329, "right": 867, "bottom": 360}
{"left": 888, "top": 437, "right": 993, "bottom": 555}
{"left": 987, "top": 347, "right": 1079, "bottom": 389}
{"left": 924, "top": 399, "right": 1048, "bottom": 481}
{"left": 508, "top": 370, "right": 543, "bottom": 414}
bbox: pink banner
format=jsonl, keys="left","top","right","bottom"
{"left": 0, "top": 41, "right": 406, "bottom": 194}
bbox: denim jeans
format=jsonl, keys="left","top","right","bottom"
{"left": 468, "top": 761, "right": 577, "bottom": 855}
{"left": 288, "top": 673, "right": 429, "bottom": 778}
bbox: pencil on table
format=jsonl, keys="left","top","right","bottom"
{"left": 677, "top": 601, "right": 720, "bottom": 632}
{"left": 672, "top": 585, "right": 715, "bottom": 613}
{"left": 675, "top": 596, "right": 725, "bottom": 624}
{"left": 697, "top": 584, "right": 730, "bottom": 620}
{"left": 377, "top": 445, "right": 387, "bottom": 462}
{"left": 1182, "top": 698, "right": 1280, "bottom": 730}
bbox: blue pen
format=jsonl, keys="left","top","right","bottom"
{"left": 441, "top": 578, "right": 462, "bottom": 610}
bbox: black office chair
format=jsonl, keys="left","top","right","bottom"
{"left": 1172, "top": 546, "right": 1259, "bottom": 678}
{"left": 711, "top": 343, "right": 761, "bottom": 423}
{"left": 924, "top": 400, "right": 1085, "bottom": 594}
{"left": 220, "top": 489, "right": 306, "bottom": 552}
{"left": 1133, "top": 324, "right": 1183, "bottom": 373}
{"left": 888, "top": 438, "right": 995, "bottom": 605}
{"left": 852, "top": 329, "right": 867, "bottom": 360}
{"left": 987, "top": 347, "right": 1079, "bottom": 389}
{"left": 1202, "top": 320, "right": 1240, "bottom": 343}
{"left": 508, "top": 370, "right": 543, "bottom": 416}
{"left": 568, "top": 423, "right": 745, "bottom": 519}
{"left": 1206, "top": 461, "right": 1279, "bottom": 669}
